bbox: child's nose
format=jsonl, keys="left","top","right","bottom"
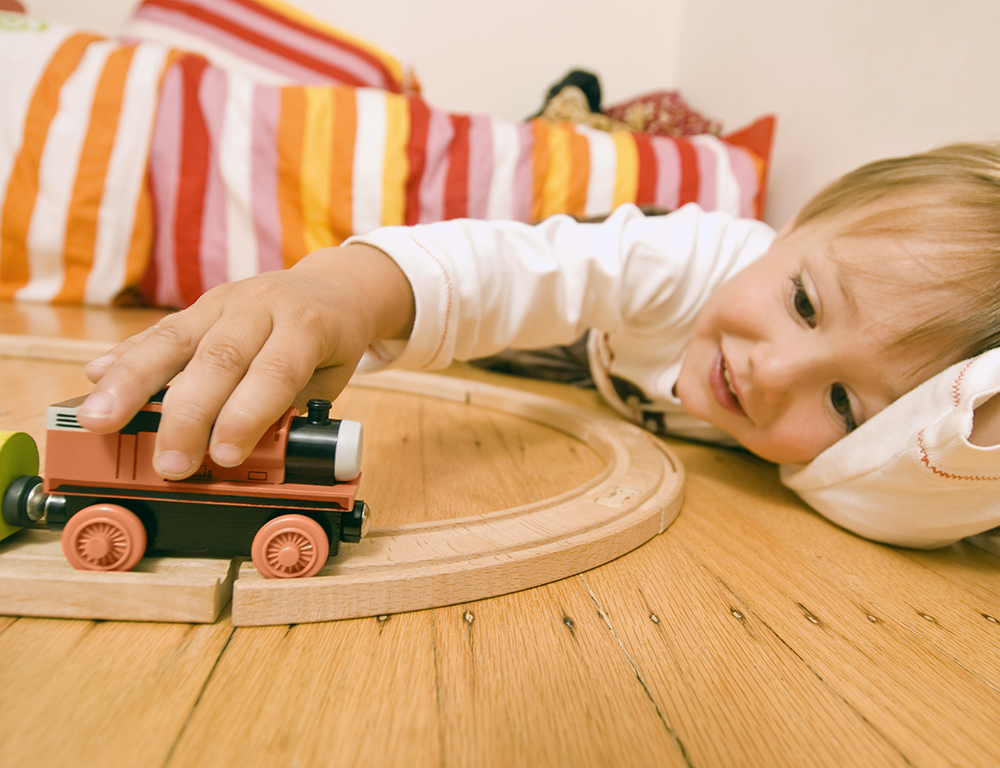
{"left": 749, "top": 342, "right": 819, "bottom": 402}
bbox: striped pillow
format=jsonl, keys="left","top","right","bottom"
{"left": 140, "top": 58, "right": 774, "bottom": 308}
{"left": 0, "top": 16, "right": 175, "bottom": 305}
{"left": 121, "top": 0, "right": 417, "bottom": 92}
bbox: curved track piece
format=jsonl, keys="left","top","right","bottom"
{"left": 232, "top": 370, "right": 686, "bottom": 626}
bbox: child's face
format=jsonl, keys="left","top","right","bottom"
{"left": 675, "top": 213, "right": 946, "bottom": 465}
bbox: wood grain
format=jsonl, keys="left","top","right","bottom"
{"left": 0, "top": 528, "right": 238, "bottom": 623}
{"left": 231, "top": 370, "right": 685, "bottom": 625}
{"left": 2, "top": 303, "right": 1000, "bottom": 768}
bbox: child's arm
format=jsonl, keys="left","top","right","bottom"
{"left": 78, "top": 244, "right": 414, "bottom": 480}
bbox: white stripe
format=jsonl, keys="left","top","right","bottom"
{"left": 581, "top": 126, "right": 616, "bottom": 217}
{"left": 218, "top": 72, "right": 259, "bottom": 282}
{"left": 693, "top": 135, "right": 741, "bottom": 216}
{"left": 85, "top": 43, "right": 170, "bottom": 304}
{"left": 487, "top": 118, "right": 518, "bottom": 220}
{"left": 352, "top": 89, "right": 386, "bottom": 235}
{"left": 0, "top": 18, "right": 74, "bottom": 216}
{"left": 17, "top": 40, "right": 114, "bottom": 302}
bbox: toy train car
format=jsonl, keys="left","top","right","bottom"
{"left": 1, "top": 392, "right": 369, "bottom": 579}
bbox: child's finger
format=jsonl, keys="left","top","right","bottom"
{"left": 76, "top": 312, "right": 212, "bottom": 434}
{"left": 146, "top": 308, "right": 280, "bottom": 479}
{"left": 204, "top": 328, "right": 346, "bottom": 468}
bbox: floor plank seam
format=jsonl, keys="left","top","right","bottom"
{"left": 680, "top": 546, "right": 920, "bottom": 768}
{"left": 866, "top": 598, "right": 1000, "bottom": 696}
{"left": 158, "top": 623, "right": 238, "bottom": 768}
{"left": 578, "top": 574, "right": 694, "bottom": 767}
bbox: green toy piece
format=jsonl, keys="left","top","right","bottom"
{"left": 0, "top": 430, "right": 40, "bottom": 542}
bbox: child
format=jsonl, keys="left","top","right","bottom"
{"left": 77, "top": 143, "right": 1000, "bottom": 548}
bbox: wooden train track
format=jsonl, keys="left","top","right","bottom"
{"left": 231, "top": 370, "right": 684, "bottom": 625}
{"left": 0, "top": 335, "right": 685, "bottom": 625}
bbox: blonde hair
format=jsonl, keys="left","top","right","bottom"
{"left": 794, "top": 143, "right": 1000, "bottom": 369}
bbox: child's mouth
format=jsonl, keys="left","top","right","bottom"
{"left": 711, "top": 353, "right": 745, "bottom": 416}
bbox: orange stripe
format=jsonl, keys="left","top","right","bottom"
{"left": 277, "top": 87, "right": 308, "bottom": 267}
{"left": 57, "top": 46, "right": 136, "bottom": 304}
{"left": 529, "top": 119, "right": 550, "bottom": 223}
{"left": 329, "top": 87, "right": 356, "bottom": 245}
{"left": 566, "top": 129, "right": 590, "bottom": 217}
{"left": 118, "top": 177, "right": 155, "bottom": 305}
{"left": 0, "top": 33, "right": 102, "bottom": 300}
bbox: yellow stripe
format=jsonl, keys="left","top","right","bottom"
{"left": 253, "top": 0, "right": 406, "bottom": 87}
{"left": 611, "top": 131, "right": 639, "bottom": 208}
{"left": 381, "top": 93, "right": 410, "bottom": 227}
{"left": 277, "top": 87, "right": 308, "bottom": 267}
{"left": 0, "top": 33, "right": 102, "bottom": 300}
{"left": 539, "top": 123, "right": 571, "bottom": 219}
{"left": 58, "top": 46, "right": 136, "bottom": 304}
{"left": 300, "top": 86, "right": 334, "bottom": 254}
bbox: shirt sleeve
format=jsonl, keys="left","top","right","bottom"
{"left": 346, "top": 203, "right": 773, "bottom": 374}
{"left": 780, "top": 348, "right": 1000, "bottom": 548}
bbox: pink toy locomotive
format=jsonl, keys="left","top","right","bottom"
{"left": 1, "top": 392, "right": 368, "bottom": 578}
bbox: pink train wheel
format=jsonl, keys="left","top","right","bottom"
{"left": 251, "top": 515, "right": 330, "bottom": 579}
{"left": 61, "top": 504, "right": 147, "bottom": 572}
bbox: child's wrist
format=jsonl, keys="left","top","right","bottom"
{"left": 295, "top": 244, "right": 416, "bottom": 344}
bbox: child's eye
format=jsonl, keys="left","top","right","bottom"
{"left": 791, "top": 274, "right": 816, "bottom": 327}
{"left": 831, "top": 384, "right": 858, "bottom": 433}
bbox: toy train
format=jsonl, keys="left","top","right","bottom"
{"left": 1, "top": 392, "right": 369, "bottom": 578}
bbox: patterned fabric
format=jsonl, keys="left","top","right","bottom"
{"left": 141, "top": 59, "right": 775, "bottom": 307}
{"left": 605, "top": 90, "right": 723, "bottom": 137}
{"left": 0, "top": 16, "right": 176, "bottom": 304}
{"left": 0, "top": 6, "right": 775, "bottom": 309}
{"left": 121, "top": 0, "right": 416, "bottom": 92}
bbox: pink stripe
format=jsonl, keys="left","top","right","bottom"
{"left": 148, "top": 63, "right": 184, "bottom": 308}
{"left": 136, "top": 0, "right": 390, "bottom": 88}
{"left": 251, "top": 84, "right": 284, "bottom": 273}
{"left": 418, "top": 106, "right": 453, "bottom": 224}
{"left": 511, "top": 122, "right": 534, "bottom": 223}
{"left": 693, "top": 141, "right": 717, "bottom": 212}
{"left": 197, "top": 65, "right": 229, "bottom": 291}
{"left": 135, "top": 8, "right": 381, "bottom": 85}
{"left": 651, "top": 136, "right": 681, "bottom": 212}
{"left": 725, "top": 145, "right": 758, "bottom": 219}
{"left": 466, "top": 114, "right": 493, "bottom": 220}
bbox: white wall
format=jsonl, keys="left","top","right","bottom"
{"left": 25, "top": 0, "right": 683, "bottom": 121}
{"left": 675, "top": 0, "right": 1000, "bottom": 227}
{"left": 22, "top": 0, "right": 1000, "bottom": 228}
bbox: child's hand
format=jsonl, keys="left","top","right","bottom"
{"left": 76, "top": 244, "right": 414, "bottom": 479}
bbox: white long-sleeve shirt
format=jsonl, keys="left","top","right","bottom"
{"left": 349, "top": 203, "right": 1000, "bottom": 548}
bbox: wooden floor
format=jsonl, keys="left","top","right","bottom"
{"left": 1, "top": 301, "right": 999, "bottom": 768}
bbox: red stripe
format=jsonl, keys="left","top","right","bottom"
{"left": 444, "top": 114, "right": 470, "bottom": 220}
{"left": 674, "top": 137, "right": 700, "bottom": 207}
{"left": 405, "top": 98, "right": 429, "bottom": 226}
{"left": 632, "top": 131, "right": 657, "bottom": 206}
{"left": 174, "top": 56, "right": 209, "bottom": 305}
{"left": 223, "top": 0, "right": 399, "bottom": 89}
{"left": 140, "top": 0, "right": 383, "bottom": 89}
